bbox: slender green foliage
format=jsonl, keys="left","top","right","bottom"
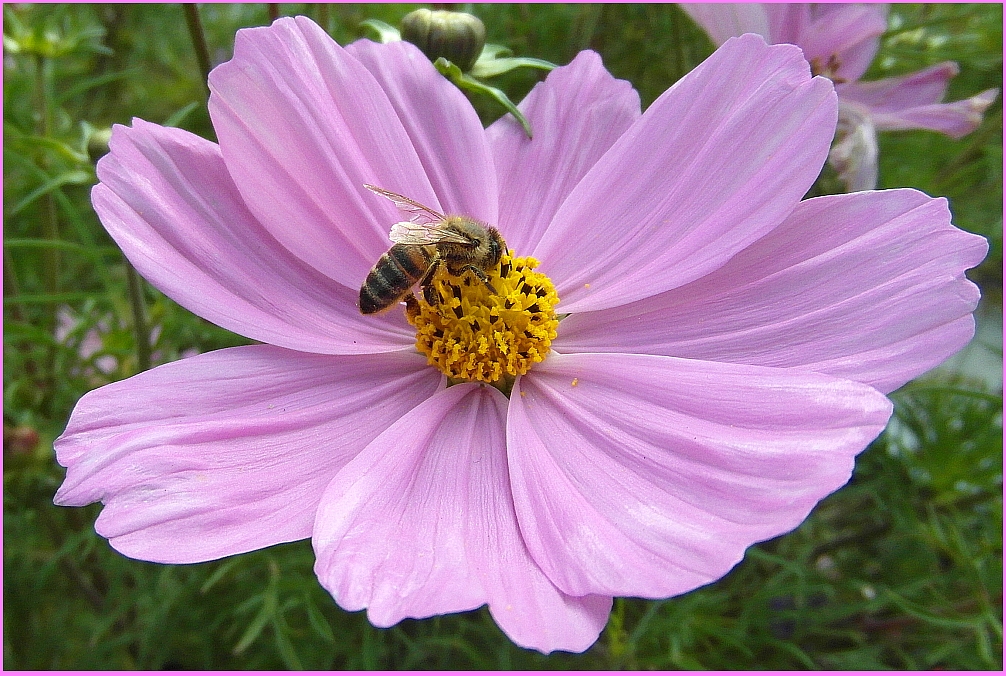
{"left": 4, "top": 3, "right": 1001, "bottom": 669}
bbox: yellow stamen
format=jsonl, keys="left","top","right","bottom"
{"left": 407, "top": 251, "right": 559, "bottom": 385}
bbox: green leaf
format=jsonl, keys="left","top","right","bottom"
{"left": 470, "top": 55, "right": 556, "bottom": 79}
{"left": 4, "top": 291, "right": 99, "bottom": 304}
{"left": 9, "top": 169, "right": 93, "bottom": 216}
{"left": 3, "top": 238, "right": 117, "bottom": 257}
{"left": 233, "top": 558, "right": 281, "bottom": 655}
{"left": 3, "top": 33, "right": 21, "bottom": 53}
{"left": 163, "top": 101, "right": 201, "bottom": 128}
{"left": 56, "top": 68, "right": 137, "bottom": 105}
{"left": 304, "top": 594, "right": 335, "bottom": 644}
{"left": 271, "top": 614, "right": 304, "bottom": 670}
{"left": 4, "top": 125, "right": 90, "bottom": 164}
{"left": 3, "top": 320, "right": 63, "bottom": 347}
{"left": 434, "top": 58, "right": 533, "bottom": 138}
{"left": 358, "top": 19, "right": 401, "bottom": 44}
{"left": 883, "top": 587, "right": 985, "bottom": 631}
{"left": 232, "top": 598, "right": 273, "bottom": 655}
{"left": 199, "top": 559, "right": 240, "bottom": 594}
{"left": 478, "top": 43, "right": 513, "bottom": 60}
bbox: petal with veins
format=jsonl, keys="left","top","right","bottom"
{"left": 55, "top": 346, "right": 440, "bottom": 563}
{"left": 313, "top": 384, "right": 611, "bottom": 653}
{"left": 509, "top": 352, "right": 892, "bottom": 598}
{"left": 209, "top": 17, "right": 479, "bottom": 288}
{"left": 93, "top": 119, "right": 414, "bottom": 354}
{"left": 487, "top": 50, "right": 640, "bottom": 254}
{"left": 534, "top": 35, "right": 836, "bottom": 313}
{"left": 347, "top": 39, "right": 499, "bottom": 225}
{"left": 554, "top": 190, "right": 987, "bottom": 393}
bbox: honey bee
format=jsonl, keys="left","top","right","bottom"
{"left": 359, "top": 184, "right": 505, "bottom": 315}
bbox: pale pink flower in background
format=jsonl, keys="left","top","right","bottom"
{"left": 55, "top": 305, "right": 197, "bottom": 377}
{"left": 682, "top": 2, "right": 999, "bottom": 191}
{"left": 54, "top": 18, "right": 986, "bottom": 653}
{"left": 55, "top": 305, "right": 121, "bottom": 375}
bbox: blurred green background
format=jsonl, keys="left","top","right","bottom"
{"left": 4, "top": 3, "right": 1002, "bottom": 669}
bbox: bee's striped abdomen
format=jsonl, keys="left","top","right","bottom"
{"left": 359, "top": 244, "right": 431, "bottom": 314}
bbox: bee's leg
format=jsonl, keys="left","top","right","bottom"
{"left": 423, "top": 283, "right": 442, "bottom": 306}
{"left": 417, "top": 258, "right": 440, "bottom": 287}
{"left": 417, "top": 259, "right": 442, "bottom": 306}
{"left": 403, "top": 292, "right": 421, "bottom": 323}
{"left": 459, "top": 265, "right": 498, "bottom": 295}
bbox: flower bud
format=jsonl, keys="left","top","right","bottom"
{"left": 87, "top": 127, "right": 113, "bottom": 164}
{"left": 400, "top": 9, "right": 486, "bottom": 73}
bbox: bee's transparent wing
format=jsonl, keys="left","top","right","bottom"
{"left": 364, "top": 184, "right": 445, "bottom": 225}
{"left": 389, "top": 221, "right": 469, "bottom": 245}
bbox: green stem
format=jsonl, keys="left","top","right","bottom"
{"left": 34, "top": 52, "right": 62, "bottom": 401}
{"left": 670, "top": 5, "right": 683, "bottom": 82}
{"left": 125, "top": 262, "right": 151, "bottom": 372}
{"left": 42, "top": 194, "right": 61, "bottom": 293}
{"left": 183, "top": 3, "right": 212, "bottom": 97}
{"left": 316, "top": 3, "right": 329, "bottom": 32}
{"left": 3, "top": 246, "right": 25, "bottom": 324}
{"left": 434, "top": 58, "right": 535, "bottom": 137}
{"left": 35, "top": 54, "right": 55, "bottom": 139}
{"left": 34, "top": 54, "right": 60, "bottom": 295}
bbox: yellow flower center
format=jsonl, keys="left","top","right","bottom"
{"left": 406, "top": 250, "right": 559, "bottom": 387}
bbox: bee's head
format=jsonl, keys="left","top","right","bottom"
{"left": 486, "top": 227, "right": 504, "bottom": 267}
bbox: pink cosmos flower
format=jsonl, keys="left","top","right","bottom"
{"left": 54, "top": 17, "right": 987, "bottom": 653}
{"left": 682, "top": 3, "right": 999, "bottom": 191}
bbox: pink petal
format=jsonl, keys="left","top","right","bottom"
{"left": 762, "top": 3, "right": 811, "bottom": 45}
{"left": 839, "top": 62, "right": 999, "bottom": 138}
{"left": 533, "top": 34, "right": 837, "bottom": 313}
{"left": 680, "top": 3, "right": 772, "bottom": 45}
{"left": 486, "top": 50, "right": 640, "bottom": 254}
{"left": 208, "top": 17, "right": 468, "bottom": 289}
{"left": 840, "top": 62, "right": 960, "bottom": 111}
{"left": 312, "top": 384, "right": 611, "bottom": 654}
{"left": 554, "top": 189, "right": 988, "bottom": 394}
{"left": 842, "top": 73, "right": 999, "bottom": 138}
{"left": 876, "top": 88, "right": 999, "bottom": 138}
{"left": 683, "top": 4, "right": 886, "bottom": 85}
{"left": 54, "top": 346, "right": 440, "bottom": 563}
{"left": 508, "top": 353, "right": 893, "bottom": 599}
{"left": 792, "top": 315, "right": 978, "bottom": 391}
{"left": 345, "top": 39, "right": 498, "bottom": 224}
{"left": 798, "top": 4, "right": 886, "bottom": 83}
{"left": 93, "top": 119, "right": 413, "bottom": 354}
